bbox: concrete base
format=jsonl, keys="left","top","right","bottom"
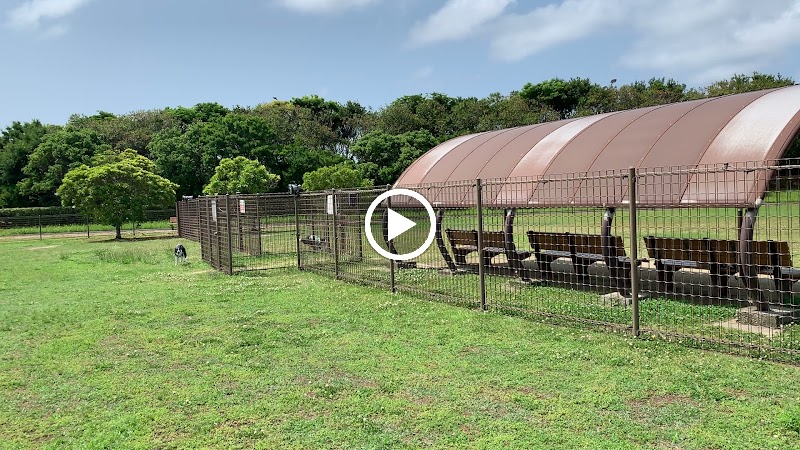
{"left": 599, "top": 292, "right": 649, "bottom": 307}
{"left": 736, "top": 306, "right": 800, "bottom": 329}
{"left": 438, "top": 268, "right": 470, "bottom": 276}
{"left": 508, "top": 278, "right": 546, "bottom": 288}
{"left": 717, "top": 318, "right": 783, "bottom": 337}
{"left": 396, "top": 261, "right": 417, "bottom": 269}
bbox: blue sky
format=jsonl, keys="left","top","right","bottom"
{"left": 2, "top": 0, "right": 800, "bottom": 129}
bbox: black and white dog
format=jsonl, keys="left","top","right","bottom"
{"left": 174, "top": 244, "right": 188, "bottom": 264}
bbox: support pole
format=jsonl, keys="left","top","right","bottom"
{"left": 628, "top": 167, "right": 640, "bottom": 337}
{"left": 739, "top": 204, "right": 764, "bottom": 310}
{"left": 476, "top": 179, "right": 487, "bottom": 311}
{"left": 38, "top": 211, "right": 42, "bottom": 240}
{"left": 435, "top": 209, "right": 457, "bottom": 273}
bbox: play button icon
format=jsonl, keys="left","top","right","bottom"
{"left": 365, "top": 189, "right": 436, "bottom": 261}
{"left": 387, "top": 208, "right": 417, "bottom": 241}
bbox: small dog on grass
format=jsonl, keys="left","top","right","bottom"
{"left": 174, "top": 244, "right": 187, "bottom": 264}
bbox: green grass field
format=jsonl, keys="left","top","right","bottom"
{"left": 2, "top": 237, "right": 800, "bottom": 448}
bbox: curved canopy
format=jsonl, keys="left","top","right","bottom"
{"left": 395, "top": 86, "right": 800, "bottom": 208}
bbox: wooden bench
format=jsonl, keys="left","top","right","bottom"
{"left": 527, "top": 231, "right": 635, "bottom": 293}
{"left": 445, "top": 229, "right": 477, "bottom": 265}
{"left": 300, "top": 234, "right": 329, "bottom": 252}
{"left": 644, "top": 237, "right": 732, "bottom": 296}
{"left": 749, "top": 240, "right": 800, "bottom": 299}
{"left": 526, "top": 231, "right": 572, "bottom": 281}
{"left": 444, "top": 229, "right": 507, "bottom": 267}
{"left": 480, "top": 231, "right": 509, "bottom": 267}
{"left": 644, "top": 236, "right": 800, "bottom": 299}
{"left": 169, "top": 216, "right": 178, "bottom": 230}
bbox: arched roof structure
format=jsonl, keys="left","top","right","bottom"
{"left": 394, "top": 86, "right": 800, "bottom": 208}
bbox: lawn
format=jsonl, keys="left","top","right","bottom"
{"left": 2, "top": 237, "right": 800, "bottom": 449}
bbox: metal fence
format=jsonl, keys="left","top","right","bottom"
{"left": 177, "top": 162, "right": 800, "bottom": 363}
{"left": 0, "top": 208, "right": 177, "bottom": 239}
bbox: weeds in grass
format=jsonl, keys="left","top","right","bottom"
{"left": 2, "top": 238, "right": 800, "bottom": 448}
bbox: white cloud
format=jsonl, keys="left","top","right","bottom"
{"left": 411, "top": 0, "right": 800, "bottom": 84}
{"left": 6, "top": 0, "right": 90, "bottom": 30}
{"left": 490, "top": 0, "right": 625, "bottom": 61}
{"left": 413, "top": 65, "right": 434, "bottom": 79}
{"left": 277, "top": 0, "right": 379, "bottom": 14}
{"left": 410, "top": 0, "right": 514, "bottom": 45}
{"left": 39, "top": 23, "right": 68, "bottom": 38}
{"left": 619, "top": 0, "right": 800, "bottom": 82}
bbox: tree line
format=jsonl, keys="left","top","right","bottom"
{"left": 1, "top": 72, "right": 797, "bottom": 209}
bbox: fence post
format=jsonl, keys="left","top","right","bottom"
{"left": 294, "top": 194, "right": 301, "bottom": 269}
{"left": 176, "top": 201, "right": 182, "bottom": 238}
{"left": 332, "top": 190, "right": 340, "bottom": 279}
{"left": 226, "top": 195, "right": 234, "bottom": 275}
{"left": 205, "top": 199, "right": 213, "bottom": 263}
{"left": 236, "top": 196, "right": 243, "bottom": 252}
{"left": 196, "top": 199, "right": 201, "bottom": 241}
{"left": 388, "top": 191, "right": 396, "bottom": 293}
{"left": 86, "top": 216, "right": 90, "bottom": 238}
{"left": 256, "top": 196, "right": 263, "bottom": 256}
{"left": 628, "top": 167, "right": 640, "bottom": 337}
{"left": 38, "top": 210, "right": 42, "bottom": 240}
{"left": 476, "top": 179, "right": 487, "bottom": 311}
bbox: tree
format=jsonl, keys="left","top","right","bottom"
{"left": 147, "top": 126, "right": 203, "bottom": 198}
{"left": 705, "top": 72, "right": 794, "bottom": 97}
{"left": 377, "top": 93, "right": 468, "bottom": 138}
{"left": 302, "top": 163, "right": 371, "bottom": 191}
{"left": 203, "top": 156, "right": 280, "bottom": 195}
{"left": 350, "top": 130, "right": 438, "bottom": 185}
{"left": 148, "top": 113, "right": 279, "bottom": 197}
{"left": 275, "top": 143, "right": 345, "bottom": 188}
{"left": 0, "top": 120, "right": 53, "bottom": 207}
{"left": 57, "top": 150, "right": 178, "bottom": 239}
{"left": 519, "top": 77, "right": 598, "bottom": 119}
{"left": 68, "top": 109, "right": 177, "bottom": 157}
{"left": 477, "top": 92, "right": 559, "bottom": 130}
{"left": 165, "top": 102, "right": 229, "bottom": 129}
{"left": 18, "top": 128, "right": 110, "bottom": 206}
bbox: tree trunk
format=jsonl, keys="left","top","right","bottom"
{"left": 115, "top": 225, "right": 122, "bottom": 239}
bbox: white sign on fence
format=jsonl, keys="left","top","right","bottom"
{"left": 239, "top": 199, "right": 246, "bottom": 214}
{"left": 326, "top": 194, "right": 334, "bottom": 215}
{"left": 211, "top": 200, "right": 217, "bottom": 222}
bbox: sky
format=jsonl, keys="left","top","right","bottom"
{"left": 1, "top": 0, "right": 800, "bottom": 129}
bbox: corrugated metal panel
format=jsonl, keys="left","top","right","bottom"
{"left": 394, "top": 85, "right": 800, "bottom": 207}
{"left": 494, "top": 114, "right": 613, "bottom": 206}
{"left": 394, "top": 133, "right": 480, "bottom": 186}
{"left": 684, "top": 87, "right": 800, "bottom": 205}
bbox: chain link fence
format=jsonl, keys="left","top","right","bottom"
{"left": 176, "top": 161, "right": 800, "bottom": 363}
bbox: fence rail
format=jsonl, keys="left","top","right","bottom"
{"left": 0, "top": 208, "right": 177, "bottom": 239}
{"left": 177, "top": 161, "right": 800, "bottom": 363}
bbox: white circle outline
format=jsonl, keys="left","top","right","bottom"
{"left": 364, "top": 189, "right": 436, "bottom": 261}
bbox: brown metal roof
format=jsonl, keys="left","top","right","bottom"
{"left": 394, "top": 86, "right": 800, "bottom": 208}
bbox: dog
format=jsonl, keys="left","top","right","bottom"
{"left": 174, "top": 244, "right": 188, "bottom": 264}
